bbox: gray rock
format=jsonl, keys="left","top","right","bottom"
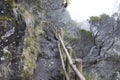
{"left": 83, "top": 14, "right": 120, "bottom": 80}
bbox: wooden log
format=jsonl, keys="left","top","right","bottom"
{"left": 59, "top": 28, "right": 64, "bottom": 39}
{"left": 75, "top": 59, "right": 83, "bottom": 80}
{"left": 57, "top": 28, "right": 63, "bottom": 41}
{"left": 58, "top": 35, "right": 86, "bottom": 80}
{"left": 53, "top": 26, "right": 59, "bottom": 40}
{"left": 75, "top": 59, "right": 82, "bottom": 73}
{"left": 58, "top": 43, "right": 70, "bottom": 80}
{"left": 66, "top": 46, "right": 73, "bottom": 79}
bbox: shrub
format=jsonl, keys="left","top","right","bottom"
{"left": 79, "top": 29, "right": 94, "bottom": 43}
{"left": 89, "top": 16, "right": 100, "bottom": 23}
{"left": 89, "top": 13, "right": 110, "bottom": 24}
{"left": 99, "top": 13, "right": 110, "bottom": 20}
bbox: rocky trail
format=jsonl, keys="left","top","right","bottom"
{"left": 34, "top": 33, "right": 62, "bottom": 80}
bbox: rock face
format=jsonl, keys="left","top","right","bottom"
{"left": 0, "top": 0, "right": 72, "bottom": 80}
{"left": 16, "top": 0, "right": 71, "bottom": 80}
{"left": 1, "top": 0, "right": 120, "bottom": 80}
{"left": 0, "top": 0, "right": 26, "bottom": 80}
{"left": 82, "top": 15, "right": 120, "bottom": 80}
{"left": 65, "top": 14, "right": 120, "bottom": 80}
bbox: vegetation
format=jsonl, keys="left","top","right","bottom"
{"left": 5, "top": 51, "right": 12, "bottom": 60}
{"left": 0, "top": 16, "right": 14, "bottom": 30}
{"left": 84, "top": 71, "right": 106, "bottom": 80}
{"left": 21, "top": 26, "right": 44, "bottom": 80}
{"left": 64, "top": 31, "right": 78, "bottom": 45}
{"left": 99, "top": 14, "right": 109, "bottom": 20}
{"left": 8, "top": 0, "right": 17, "bottom": 8}
{"left": 89, "top": 16, "right": 100, "bottom": 23}
{"left": 20, "top": 9, "right": 44, "bottom": 80}
{"left": 79, "top": 29, "right": 94, "bottom": 42}
{"left": 83, "top": 72, "right": 93, "bottom": 80}
{"left": 0, "top": 16, "right": 13, "bottom": 22}
{"left": 89, "top": 13, "right": 110, "bottom": 24}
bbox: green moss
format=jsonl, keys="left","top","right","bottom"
{"left": 18, "top": 9, "right": 44, "bottom": 80}
{"left": 4, "top": 51, "right": 13, "bottom": 60}
{"left": 8, "top": 0, "right": 17, "bottom": 8}
{"left": 0, "top": 16, "right": 15, "bottom": 32}
{"left": 21, "top": 26, "right": 44, "bottom": 80}
{"left": 0, "top": 16, "right": 13, "bottom": 22}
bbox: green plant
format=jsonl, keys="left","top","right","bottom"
{"left": 89, "top": 13, "right": 110, "bottom": 24}
{"left": 83, "top": 72, "right": 93, "bottom": 80}
{"left": 99, "top": 13, "right": 109, "bottom": 20}
{"left": 89, "top": 16, "right": 100, "bottom": 23}
{"left": 79, "top": 29, "right": 94, "bottom": 42}
{"left": 4, "top": 51, "right": 12, "bottom": 60}
{"left": 64, "top": 31, "right": 78, "bottom": 45}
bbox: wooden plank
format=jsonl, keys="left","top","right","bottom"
{"left": 58, "top": 34, "right": 86, "bottom": 80}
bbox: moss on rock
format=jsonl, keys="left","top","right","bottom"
{"left": 18, "top": 7, "right": 44, "bottom": 80}
{"left": 8, "top": 0, "right": 17, "bottom": 8}
{"left": 21, "top": 26, "right": 44, "bottom": 80}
